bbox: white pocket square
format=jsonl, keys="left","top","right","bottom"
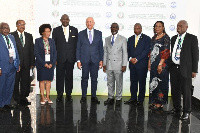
{"left": 72, "top": 36, "right": 75, "bottom": 37}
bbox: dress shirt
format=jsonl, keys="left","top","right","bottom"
{"left": 2, "top": 35, "right": 16, "bottom": 60}
{"left": 62, "top": 25, "right": 69, "bottom": 42}
{"left": 17, "top": 30, "right": 25, "bottom": 44}
{"left": 87, "top": 28, "right": 94, "bottom": 41}
{"left": 129, "top": 33, "right": 142, "bottom": 61}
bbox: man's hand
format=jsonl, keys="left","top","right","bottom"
{"left": 148, "top": 60, "right": 151, "bottom": 71}
{"left": 130, "top": 58, "right": 137, "bottom": 64}
{"left": 192, "top": 72, "right": 197, "bottom": 78}
{"left": 103, "top": 66, "right": 106, "bottom": 72}
{"left": 0, "top": 69, "right": 2, "bottom": 76}
{"left": 17, "top": 66, "right": 20, "bottom": 72}
{"left": 99, "top": 61, "right": 103, "bottom": 69}
{"left": 121, "top": 66, "right": 126, "bottom": 72}
{"left": 48, "top": 64, "right": 52, "bottom": 69}
{"left": 44, "top": 63, "right": 49, "bottom": 68}
{"left": 77, "top": 62, "right": 82, "bottom": 70}
{"left": 157, "top": 65, "right": 162, "bottom": 74}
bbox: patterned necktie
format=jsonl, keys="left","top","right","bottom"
{"left": 135, "top": 35, "right": 139, "bottom": 47}
{"left": 89, "top": 31, "right": 92, "bottom": 44}
{"left": 20, "top": 33, "right": 24, "bottom": 47}
{"left": 174, "top": 37, "right": 182, "bottom": 61}
{"left": 111, "top": 35, "right": 114, "bottom": 46}
{"left": 5, "top": 36, "right": 13, "bottom": 63}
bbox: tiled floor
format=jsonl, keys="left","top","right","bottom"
{"left": 1, "top": 95, "right": 200, "bottom": 133}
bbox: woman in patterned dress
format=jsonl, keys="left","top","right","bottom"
{"left": 148, "top": 21, "right": 170, "bottom": 109}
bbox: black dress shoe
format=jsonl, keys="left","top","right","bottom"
{"left": 66, "top": 95, "right": 73, "bottom": 102}
{"left": 116, "top": 100, "right": 122, "bottom": 106}
{"left": 80, "top": 97, "right": 86, "bottom": 103}
{"left": 167, "top": 108, "right": 181, "bottom": 114}
{"left": 91, "top": 97, "right": 100, "bottom": 104}
{"left": 104, "top": 98, "right": 114, "bottom": 105}
{"left": 180, "top": 113, "right": 190, "bottom": 120}
{"left": 9, "top": 104, "right": 18, "bottom": 109}
{"left": 56, "top": 95, "right": 63, "bottom": 102}
{"left": 124, "top": 99, "right": 137, "bottom": 105}
{"left": 0, "top": 107, "right": 7, "bottom": 112}
{"left": 137, "top": 101, "right": 143, "bottom": 106}
{"left": 4, "top": 105, "right": 11, "bottom": 110}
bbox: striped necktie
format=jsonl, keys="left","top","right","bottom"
{"left": 20, "top": 33, "right": 24, "bottom": 47}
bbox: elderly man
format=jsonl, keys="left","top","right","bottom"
{"left": 10, "top": 20, "right": 34, "bottom": 105}
{"left": 0, "top": 22, "right": 20, "bottom": 111}
{"left": 103, "top": 23, "right": 128, "bottom": 106}
{"left": 169, "top": 20, "right": 199, "bottom": 120}
{"left": 76, "top": 17, "right": 103, "bottom": 104}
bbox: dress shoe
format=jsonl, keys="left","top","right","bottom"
{"left": 9, "top": 104, "right": 18, "bottom": 109}
{"left": 0, "top": 107, "right": 7, "bottom": 112}
{"left": 4, "top": 105, "right": 11, "bottom": 110}
{"left": 116, "top": 99, "right": 122, "bottom": 106}
{"left": 66, "top": 95, "right": 73, "bottom": 102}
{"left": 104, "top": 98, "right": 114, "bottom": 105}
{"left": 167, "top": 108, "right": 181, "bottom": 114}
{"left": 137, "top": 101, "right": 143, "bottom": 106}
{"left": 47, "top": 101, "right": 53, "bottom": 104}
{"left": 91, "top": 97, "right": 100, "bottom": 104}
{"left": 80, "top": 97, "right": 86, "bottom": 103}
{"left": 180, "top": 113, "right": 190, "bottom": 120}
{"left": 124, "top": 99, "right": 137, "bottom": 105}
{"left": 56, "top": 95, "right": 63, "bottom": 102}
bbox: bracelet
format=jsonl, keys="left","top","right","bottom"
{"left": 158, "top": 63, "right": 162, "bottom": 66}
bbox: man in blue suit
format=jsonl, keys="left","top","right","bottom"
{"left": 124, "top": 23, "right": 151, "bottom": 106}
{"left": 0, "top": 22, "right": 20, "bottom": 111}
{"left": 76, "top": 17, "right": 103, "bottom": 104}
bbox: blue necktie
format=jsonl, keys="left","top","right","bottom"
{"left": 111, "top": 35, "right": 114, "bottom": 46}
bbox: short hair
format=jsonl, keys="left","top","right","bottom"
{"left": 134, "top": 23, "right": 142, "bottom": 29}
{"left": 152, "top": 21, "right": 166, "bottom": 40}
{"left": 16, "top": 20, "right": 25, "bottom": 25}
{"left": 111, "top": 22, "right": 119, "bottom": 28}
{"left": 39, "top": 24, "right": 52, "bottom": 35}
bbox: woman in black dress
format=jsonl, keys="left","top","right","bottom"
{"left": 148, "top": 21, "right": 170, "bottom": 109}
{"left": 34, "top": 24, "right": 57, "bottom": 104}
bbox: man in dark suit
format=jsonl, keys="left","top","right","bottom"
{"left": 124, "top": 23, "right": 151, "bottom": 106}
{"left": 0, "top": 22, "right": 20, "bottom": 111}
{"left": 169, "top": 20, "right": 199, "bottom": 120}
{"left": 10, "top": 20, "right": 34, "bottom": 105}
{"left": 52, "top": 14, "right": 78, "bottom": 102}
{"left": 76, "top": 17, "right": 103, "bottom": 104}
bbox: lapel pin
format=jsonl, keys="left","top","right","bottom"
{"left": 70, "top": 30, "right": 71, "bottom": 32}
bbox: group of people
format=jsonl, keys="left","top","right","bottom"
{"left": 0, "top": 14, "right": 199, "bottom": 121}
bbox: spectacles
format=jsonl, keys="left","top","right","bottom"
{"left": 17, "top": 23, "right": 26, "bottom": 26}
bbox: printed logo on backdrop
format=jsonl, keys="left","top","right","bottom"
{"left": 117, "top": 12, "right": 124, "bottom": 19}
{"left": 169, "top": 25, "right": 175, "bottom": 31}
{"left": 52, "top": 0, "right": 59, "bottom": 6}
{"left": 52, "top": 22, "right": 59, "bottom": 28}
{"left": 106, "top": 0, "right": 112, "bottom": 6}
{"left": 105, "top": 23, "right": 111, "bottom": 29}
{"left": 104, "top": 75, "right": 107, "bottom": 81}
{"left": 119, "top": 23, "right": 124, "bottom": 31}
{"left": 106, "top": 12, "right": 112, "bottom": 18}
{"left": 52, "top": 10, "right": 59, "bottom": 18}
{"left": 118, "top": 0, "right": 125, "bottom": 7}
{"left": 170, "top": 13, "right": 176, "bottom": 20}
{"left": 171, "top": 2, "right": 176, "bottom": 8}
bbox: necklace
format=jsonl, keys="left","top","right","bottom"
{"left": 156, "top": 33, "right": 163, "bottom": 38}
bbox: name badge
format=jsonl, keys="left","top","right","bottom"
{"left": 8, "top": 49, "right": 14, "bottom": 57}
{"left": 176, "top": 49, "right": 181, "bottom": 58}
{"left": 45, "top": 54, "right": 50, "bottom": 62}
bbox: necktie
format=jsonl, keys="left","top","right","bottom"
{"left": 174, "top": 37, "right": 182, "bottom": 61}
{"left": 89, "top": 31, "right": 92, "bottom": 44}
{"left": 135, "top": 36, "right": 139, "bottom": 47}
{"left": 64, "top": 27, "right": 67, "bottom": 35}
{"left": 20, "top": 33, "right": 24, "bottom": 47}
{"left": 111, "top": 35, "right": 114, "bottom": 46}
{"left": 5, "top": 36, "right": 13, "bottom": 63}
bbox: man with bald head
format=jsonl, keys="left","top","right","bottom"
{"left": 52, "top": 14, "right": 78, "bottom": 102}
{"left": 0, "top": 22, "right": 20, "bottom": 111}
{"left": 169, "top": 20, "right": 199, "bottom": 120}
{"left": 76, "top": 17, "right": 103, "bottom": 104}
{"left": 124, "top": 23, "right": 151, "bottom": 106}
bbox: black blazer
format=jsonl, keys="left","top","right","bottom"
{"left": 127, "top": 33, "right": 151, "bottom": 69}
{"left": 170, "top": 33, "right": 199, "bottom": 78}
{"left": 52, "top": 25, "right": 78, "bottom": 63}
{"left": 10, "top": 31, "right": 34, "bottom": 69}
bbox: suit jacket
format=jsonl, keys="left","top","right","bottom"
{"left": 34, "top": 37, "right": 57, "bottom": 68}
{"left": 170, "top": 33, "right": 199, "bottom": 78}
{"left": 127, "top": 33, "right": 151, "bottom": 69}
{"left": 52, "top": 25, "right": 78, "bottom": 63}
{"left": 0, "top": 34, "right": 20, "bottom": 73}
{"left": 10, "top": 31, "right": 34, "bottom": 69}
{"left": 103, "top": 34, "right": 128, "bottom": 70}
{"left": 76, "top": 29, "right": 103, "bottom": 63}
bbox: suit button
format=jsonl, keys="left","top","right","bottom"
{"left": 114, "top": 60, "right": 115, "bottom": 61}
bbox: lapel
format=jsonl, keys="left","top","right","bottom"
{"left": 14, "top": 31, "right": 23, "bottom": 48}
{"left": 83, "top": 29, "right": 90, "bottom": 45}
{"left": 181, "top": 33, "right": 188, "bottom": 50}
{"left": 68, "top": 26, "right": 72, "bottom": 42}
{"left": 59, "top": 26, "right": 67, "bottom": 42}
{"left": 0, "top": 34, "right": 8, "bottom": 50}
{"left": 24, "top": 32, "right": 28, "bottom": 46}
{"left": 108, "top": 34, "right": 120, "bottom": 53}
{"left": 134, "top": 34, "right": 143, "bottom": 49}
{"left": 39, "top": 37, "right": 45, "bottom": 52}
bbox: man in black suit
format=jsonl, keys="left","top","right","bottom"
{"left": 169, "top": 20, "right": 199, "bottom": 120}
{"left": 10, "top": 20, "right": 34, "bottom": 105}
{"left": 52, "top": 14, "right": 78, "bottom": 102}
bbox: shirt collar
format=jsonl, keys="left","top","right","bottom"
{"left": 62, "top": 25, "right": 69, "bottom": 29}
{"left": 112, "top": 33, "right": 118, "bottom": 38}
{"left": 17, "top": 30, "right": 24, "bottom": 36}
{"left": 135, "top": 33, "right": 142, "bottom": 38}
{"left": 178, "top": 32, "right": 186, "bottom": 38}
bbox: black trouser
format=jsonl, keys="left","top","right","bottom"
{"left": 56, "top": 60, "right": 75, "bottom": 96}
{"left": 170, "top": 64, "right": 192, "bottom": 113}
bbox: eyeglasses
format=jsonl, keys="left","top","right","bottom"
{"left": 17, "top": 23, "right": 26, "bottom": 26}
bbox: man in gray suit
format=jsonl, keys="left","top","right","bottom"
{"left": 103, "top": 23, "right": 128, "bottom": 106}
